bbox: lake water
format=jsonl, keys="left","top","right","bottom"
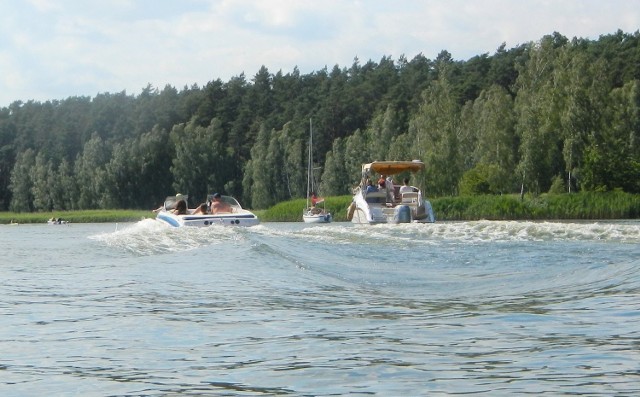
{"left": 1, "top": 220, "right": 639, "bottom": 396}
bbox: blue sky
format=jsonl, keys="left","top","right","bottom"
{"left": 1, "top": 0, "right": 638, "bottom": 107}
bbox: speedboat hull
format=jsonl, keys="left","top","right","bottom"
{"left": 155, "top": 194, "right": 260, "bottom": 227}
{"left": 157, "top": 211, "right": 259, "bottom": 227}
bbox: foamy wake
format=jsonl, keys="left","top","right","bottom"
{"left": 91, "top": 219, "right": 640, "bottom": 256}
{"left": 251, "top": 220, "right": 640, "bottom": 245}
{"left": 90, "top": 218, "right": 248, "bottom": 255}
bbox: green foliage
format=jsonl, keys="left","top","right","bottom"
{"left": 409, "top": 63, "right": 463, "bottom": 196}
{"left": 548, "top": 175, "right": 566, "bottom": 194}
{"left": 433, "top": 191, "right": 640, "bottom": 220}
{"left": 319, "top": 138, "right": 349, "bottom": 196}
{"left": 9, "top": 148, "right": 35, "bottom": 212}
{"left": 171, "top": 118, "right": 231, "bottom": 202}
{"left": 459, "top": 164, "right": 509, "bottom": 195}
{"left": 1, "top": 30, "right": 640, "bottom": 213}
{"left": 432, "top": 195, "right": 530, "bottom": 220}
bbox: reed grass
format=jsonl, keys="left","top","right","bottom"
{"left": 0, "top": 210, "right": 154, "bottom": 224}
{"left": 434, "top": 191, "right": 640, "bottom": 221}
{"left": 260, "top": 196, "right": 353, "bottom": 222}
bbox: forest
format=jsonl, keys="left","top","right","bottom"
{"left": 0, "top": 30, "right": 638, "bottom": 212}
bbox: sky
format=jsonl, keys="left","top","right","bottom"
{"left": 1, "top": 0, "right": 638, "bottom": 107}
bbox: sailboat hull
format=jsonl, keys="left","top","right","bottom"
{"left": 303, "top": 212, "right": 332, "bottom": 223}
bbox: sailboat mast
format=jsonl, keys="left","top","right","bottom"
{"left": 306, "top": 118, "right": 313, "bottom": 206}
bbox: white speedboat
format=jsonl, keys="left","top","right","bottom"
{"left": 156, "top": 195, "right": 260, "bottom": 227}
{"left": 302, "top": 119, "right": 332, "bottom": 224}
{"left": 347, "top": 160, "right": 435, "bottom": 224}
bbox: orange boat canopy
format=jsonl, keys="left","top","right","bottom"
{"left": 362, "top": 160, "right": 425, "bottom": 176}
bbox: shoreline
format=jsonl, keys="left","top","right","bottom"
{"left": 2, "top": 192, "right": 639, "bottom": 224}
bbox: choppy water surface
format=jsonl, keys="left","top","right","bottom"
{"left": 1, "top": 220, "right": 639, "bottom": 396}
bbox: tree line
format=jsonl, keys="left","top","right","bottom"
{"left": 0, "top": 30, "right": 638, "bottom": 212}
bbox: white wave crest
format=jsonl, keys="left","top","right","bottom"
{"left": 90, "top": 219, "right": 248, "bottom": 255}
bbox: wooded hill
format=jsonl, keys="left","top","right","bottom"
{"left": 1, "top": 30, "right": 638, "bottom": 212}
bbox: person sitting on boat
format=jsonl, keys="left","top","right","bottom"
{"left": 172, "top": 199, "right": 187, "bottom": 215}
{"left": 399, "top": 178, "right": 416, "bottom": 194}
{"left": 153, "top": 193, "right": 184, "bottom": 212}
{"left": 210, "top": 193, "right": 232, "bottom": 214}
{"left": 365, "top": 179, "right": 378, "bottom": 193}
{"left": 193, "top": 203, "right": 208, "bottom": 215}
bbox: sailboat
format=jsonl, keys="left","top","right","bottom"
{"left": 302, "top": 119, "right": 332, "bottom": 223}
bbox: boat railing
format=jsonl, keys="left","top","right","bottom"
{"left": 401, "top": 192, "right": 419, "bottom": 204}
{"left": 365, "top": 192, "right": 387, "bottom": 204}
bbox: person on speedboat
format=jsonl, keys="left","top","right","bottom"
{"left": 172, "top": 199, "right": 187, "bottom": 215}
{"left": 193, "top": 203, "right": 208, "bottom": 215}
{"left": 210, "top": 193, "right": 232, "bottom": 214}
{"left": 153, "top": 193, "right": 185, "bottom": 212}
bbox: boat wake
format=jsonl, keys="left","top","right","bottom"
{"left": 438, "top": 220, "right": 640, "bottom": 242}
{"left": 243, "top": 220, "right": 640, "bottom": 301}
{"left": 90, "top": 219, "right": 250, "bottom": 256}
{"left": 246, "top": 220, "right": 640, "bottom": 248}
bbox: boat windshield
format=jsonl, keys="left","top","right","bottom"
{"left": 206, "top": 195, "right": 242, "bottom": 209}
{"left": 164, "top": 195, "right": 189, "bottom": 210}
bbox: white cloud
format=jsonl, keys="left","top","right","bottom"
{"left": 1, "top": 0, "right": 638, "bottom": 107}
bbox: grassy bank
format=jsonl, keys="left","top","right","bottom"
{"left": 433, "top": 191, "right": 640, "bottom": 220}
{"left": 256, "top": 196, "right": 354, "bottom": 222}
{"left": 0, "top": 209, "right": 154, "bottom": 224}
{"left": 258, "top": 191, "right": 640, "bottom": 222}
{"left": 2, "top": 191, "right": 638, "bottom": 224}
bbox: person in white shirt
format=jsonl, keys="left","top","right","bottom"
{"left": 399, "top": 178, "right": 414, "bottom": 194}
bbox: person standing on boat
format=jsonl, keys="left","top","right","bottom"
{"left": 310, "top": 192, "right": 324, "bottom": 214}
{"left": 385, "top": 176, "right": 395, "bottom": 202}
{"left": 311, "top": 192, "right": 324, "bottom": 207}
